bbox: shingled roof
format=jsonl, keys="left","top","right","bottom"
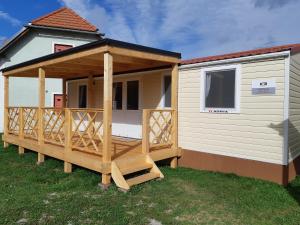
{"left": 31, "top": 7, "right": 98, "bottom": 32}
{"left": 182, "top": 43, "right": 300, "bottom": 65}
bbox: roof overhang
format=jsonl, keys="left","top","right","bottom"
{"left": 2, "top": 38, "right": 181, "bottom": 78}
{"left": 27, "top": 24, "right": 103, "bottom": 36}
{"left": 180, "top": 50, "right": 290, "bottom": 70}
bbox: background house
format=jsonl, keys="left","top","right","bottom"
{"left": 179, "top": 44, "right": 300, "bottom": 185}
{"left": 0, "top": 7, "right": 102, "bottom": 132}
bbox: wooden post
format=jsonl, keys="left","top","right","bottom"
{"left": 37, "top": 68, "right": 45, "bottom": 164}
{"left": 3, "top": 75, "right": 9, "bottom": 148}
{"left": 170, "top": 64, "right": 179, "bottom": 168}
{"left": 62, "top": 78, "right": 67, "bottom": 108}
{"left": 64, "top": 108, "right": 72, "bottom": 173}
{"left": 18, "top": 107, "right": 24, "bottom": 154}
{"left": 102, "top": 52, "right": 113, "bottom": 186}
{"left": 88, "top": 75, "right": 95, "bottom": 108}
{"left": 142, "top": 109, "right": 150, "bottom": 154}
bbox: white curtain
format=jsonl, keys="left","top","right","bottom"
{"left": 205, "top": 74, "right": 212, "bottom": 98}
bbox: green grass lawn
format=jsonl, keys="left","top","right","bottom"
{"left": 1, "top": 142, "right": 300, "bottom": 225}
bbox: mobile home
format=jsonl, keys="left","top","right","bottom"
{"left": 178, "top": 44, "right": 300, "bottom": 185}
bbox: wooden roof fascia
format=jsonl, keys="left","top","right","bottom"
{"left": 3, "top": 45, "right": 108, "bottom": 77}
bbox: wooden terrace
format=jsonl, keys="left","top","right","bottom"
{"left": 2, "top": 39, "right": 181, "bottom": 190}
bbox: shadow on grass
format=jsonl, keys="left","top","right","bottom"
{"left": 285, "top": 178, "right": 300, "bottom": 206}
{"left": 269, "top": 120, "right": 300, "bottom": 206}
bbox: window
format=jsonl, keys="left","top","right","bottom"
{"left": 54, "top": 43, "right": 73, "bottom": 53}
{"left": 78, "top": 85, "right": 87, "bottom": 108}
{"left": 127, "top": 80, "right": 139, "bottom": 110}
{"left": 163, "top": 76, "right": 171, "bottom": 108}
{"left": 201, "top": 65, "right": 240, "bottom": 113}
{"left": 113, "top": 82, "right": 123, "bottom": 110}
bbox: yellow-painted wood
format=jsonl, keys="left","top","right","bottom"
{"left": 3, "top": 76, "right": 9, "bottom": 148}
{"left": 127, "top": 172, "right": 159, "bottom": 187}
{"left": 64, "top": 108, "right": 72, "bottom": 173}
{"left": 64, "top": 162, "right": 72, "bottom": 173}
{"left": 37, "top": 153, "right": 45, "bottom": 164}
{"left": 102, "top": 174, "right": 111, "bottom": 185}
{"left": 18, "top": 146, "right": 25, "bottom": 155}
{"left": 146, "top": 155, "right": 164, "bottom": 178}
{"left": 170, "top": 64, "right": 179, "bottom": 168}
{"left": 111, "top": 161, "right": 130, "bottom": 190}
{"left": 142, "top": 109, "right": 150, "bottom": 154}
{"left": 62, "top": 78, "right": 67, "bottom": 108}
{"left": 3, "top": 46, "right": 109, "bottom": 77}
{"left": 37, "top": 68, "right": 45, "bottom": 164}
{"left": 19, "top": 107, "right": 24, "bottom": 139}
{"left": 38, "top": 68, "right": 45, "bottom": 145}
{"left": 102, "top": 52, "right": 113, "bottom": 167}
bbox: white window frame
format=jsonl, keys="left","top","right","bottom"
{"left": 200, "top": 64, "right": 241, "bottom": 114}
{"left": 52, "top": 41, "right": 74, "bottom": 53}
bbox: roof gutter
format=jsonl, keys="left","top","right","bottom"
{"left": 26, "top": 24, "right": 105, "bottom": 37}
{"left": 180, "top": 50, "right": 291, "bottom": 70}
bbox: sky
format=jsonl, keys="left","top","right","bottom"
{"left": 0, "top": 0, "right": 300, "bottom": 59}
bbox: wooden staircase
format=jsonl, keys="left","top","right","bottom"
{"left": 111, "top": 154, "right": 164, "bottom": 190}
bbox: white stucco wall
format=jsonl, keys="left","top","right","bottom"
{"left": 0, "top": 28, "right": 99, "bottom": 132}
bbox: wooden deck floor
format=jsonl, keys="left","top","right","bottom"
{"left": 4, "top": 133, "right": 179, "bottom": 172}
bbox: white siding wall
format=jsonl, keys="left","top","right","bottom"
{"left": 179, "top": 58, "right": 286, "bottom": 164}
{"left": 289, "top": 52, "right": 300, "bottom": 161}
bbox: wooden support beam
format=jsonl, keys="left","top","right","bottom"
{"left": 109, "top": 47, "right": 180, "bottom": 64}
{"left": 3, "top": 76, "right": 9, "bottom": 148}
{"left": 171, "top": 64, "right": 179, "bottom": 168}
{"left": 37, "top": 68, "right": 45, "bottom": 164}
{"left": 64, "top": 108, "right": 72, "bottom": 173}
{"left": 18, "top": 146, "right": 25, "bottom": 155}
{"left": 62, "top": 79, "right": 67, "bottom": 108}
{"left": 102, "top": 52, "right": 113, "bottom": 186}
{"left": 3, "top": 46, "right": 108, "bottom": 77}
{"left": 18, "top": 107, "right": 24, "bottom": 155}
{"left": 88, "top": 75, "right": 95, "bottom": 108}
{"left": 142, "top": 109, "right": 150, "bottom": 154}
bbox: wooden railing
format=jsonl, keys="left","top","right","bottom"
{"left": 69, "top": 108, "right": 104, "bottom": 156}
{"left": 23, "top": 107, "right": 39, "bottom": 140}
{"left": 7, "top": 107, "right": 174, "bottom": 158}
{"left": 7, "top": 107, "right": 20, "bottom": 135}
{"left": 142, "top": 109, "right": 175, "bottom": 153}
{"left": 43, "top": 107, "right": 65, "bottom": 146}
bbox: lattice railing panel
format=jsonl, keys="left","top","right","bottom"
{"left": 43, "top": 108, "right": 65, "bottom": 146}
{"left": 8, "top": 107, "right": 20, "bottom": 135}
{"left": 70, "top": 109, "right": 104, "bottom": 155}
{"left": 23, "top": 107, "right": 38, "bottom": 140}
{"left": 148, "top": 110, "right": 174, "bottom": 147}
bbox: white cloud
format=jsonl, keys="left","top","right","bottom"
{"left": 0, "top": 11, "right": 21, "bottom": 26}
{"left": 58, "top": 0, "right": 300, "bottom": 59}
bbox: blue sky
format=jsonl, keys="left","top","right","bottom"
{"left": 0, "top": 0, "right": 300, "bottom": 59}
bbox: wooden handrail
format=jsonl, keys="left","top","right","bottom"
{"left": 142, "top": 109, "right": 150, "bottom": 154}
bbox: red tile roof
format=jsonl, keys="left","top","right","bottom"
{"left": 31, "top": 7, "right": 98, "bottom": 32}
{"left": 181, "top": 43, "right": 300, "bottom": 65}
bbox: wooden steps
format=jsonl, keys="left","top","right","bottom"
{"left": 127, "top": 172, "right": 158, "bottom": 187}
{"left": 111, "top": 154, "right": 164, "bottom": 190}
